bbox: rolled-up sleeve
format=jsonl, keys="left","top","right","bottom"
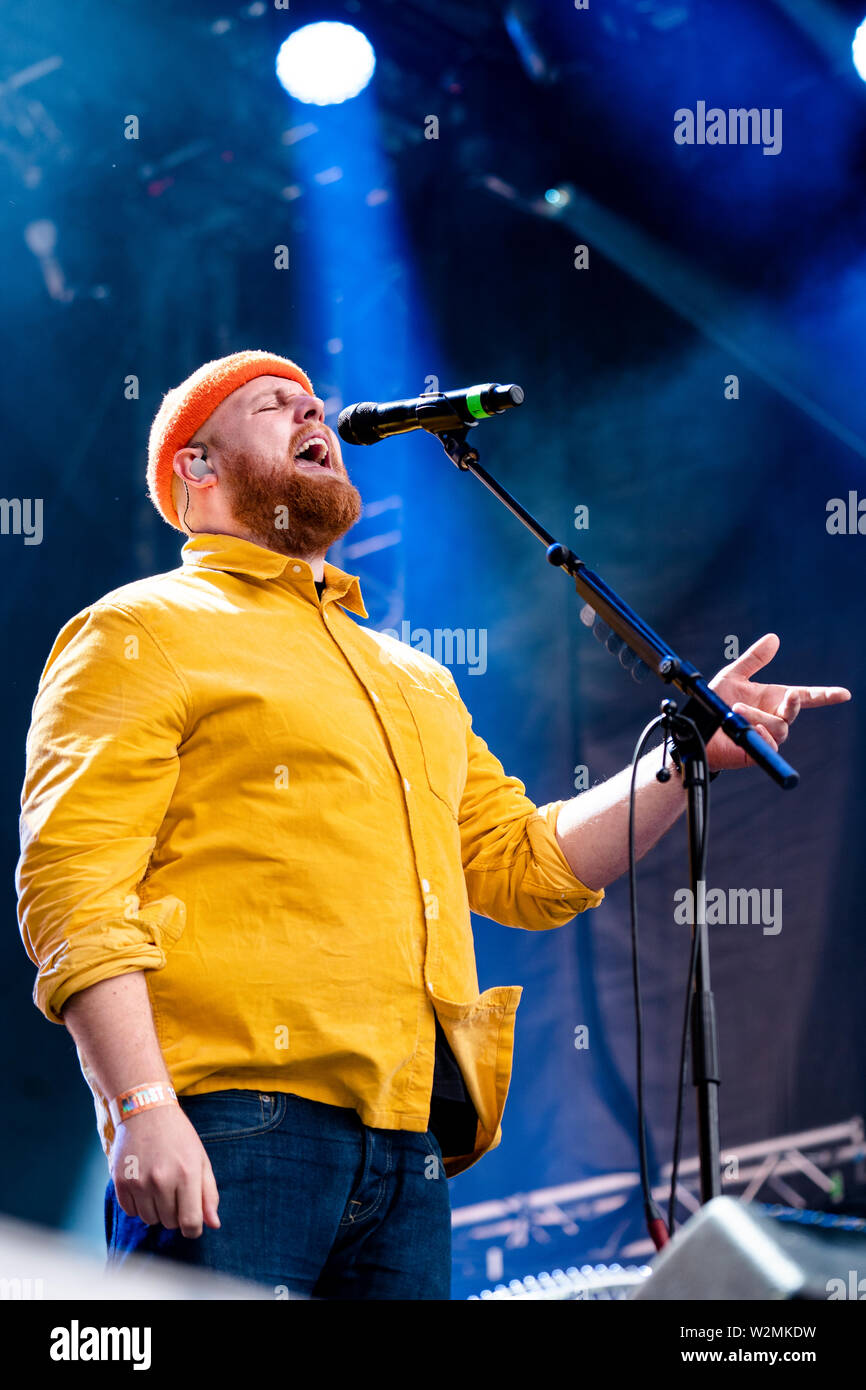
{"left": 458, "top": 710, "right": 605, "bottom": 930}
{"left": 16, "top": 602, "right": 190, "bottom": 1024}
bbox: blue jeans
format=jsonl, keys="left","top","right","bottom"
{"left": 104, "top": 1089, "right": 452, "bottom": 1299}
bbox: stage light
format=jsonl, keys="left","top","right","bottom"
{"left": 276, "top": 22, "right": 375, "bottom": 105}
{"left": 853, "top": 18, "right": 866, "bottom": 82}
{"left": 24, "top": 219, "right": 57, "bottom": 256}
{"left": 544, "top": 186, "right": 571, "bottom": 209}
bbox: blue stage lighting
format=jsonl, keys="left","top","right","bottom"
{"left": 853, "top": 19, "right": 866, "bottom": 82}
{"left": 276, "top": 22, "right": 375, "bottom": 105}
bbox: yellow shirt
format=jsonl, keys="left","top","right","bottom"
{"left": 16, "top": 532, "right": 604, "bottom": 1177}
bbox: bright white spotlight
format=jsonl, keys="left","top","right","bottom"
{"left": 853, "top": 18, "right": 866, "bottom": 82}
{"left": 276, "top": 22, "right": 375, "bottom": 105}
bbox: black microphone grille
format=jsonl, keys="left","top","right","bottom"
{"left": 337, "top": 401, "right": 379, "bottom": 446}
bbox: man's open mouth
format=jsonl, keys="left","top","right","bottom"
{"left": 293, "top": 434, "right": 332, "bottom": 470}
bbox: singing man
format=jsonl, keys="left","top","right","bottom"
{"left": 16, "top": 350, "right": 850, "bottom": 1300}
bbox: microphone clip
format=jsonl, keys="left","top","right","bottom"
{"left": 435, "top": 425, "right": 480, "bottom": 471}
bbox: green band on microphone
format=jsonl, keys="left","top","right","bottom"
{"left": 466, "top": 391, "right": 493, "bottom": 419}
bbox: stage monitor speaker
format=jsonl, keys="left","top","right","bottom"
{"left": 631, "top": 1197, "right": 866, "bottom": 1301}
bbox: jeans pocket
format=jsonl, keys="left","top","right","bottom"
{"left": 177, "top": 1088, "right": 285, "bottom": 1141}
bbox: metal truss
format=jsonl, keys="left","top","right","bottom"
{"left": 451, "top": 1116, "right": 866, "bottom": 1279}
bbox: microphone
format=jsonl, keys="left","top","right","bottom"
{"left": 337, "top": 383, "right": 524, "bottom": 445}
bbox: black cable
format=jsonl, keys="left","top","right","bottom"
{"left": 667, "top": 721, "right": 711, "bottom": 1236}
{"left": 628, "top": 710, "right": 712, "bottom": 1246}
{"left": 628, "top": 713, "right": 674, "bottom": 1242}
{"left": 182, "top": 443, "right": 208, "bottom": 532}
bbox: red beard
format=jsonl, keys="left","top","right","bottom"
{"left": 221, "top": 445, "right": 362, "bottom": 558}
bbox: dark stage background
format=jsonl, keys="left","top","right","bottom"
{"left": 1, "top": 0, "right": 864, "bottom": 1297}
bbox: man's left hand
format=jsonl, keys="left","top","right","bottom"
{"left": 704, "top": 633, "right": 851, "bottom": 771}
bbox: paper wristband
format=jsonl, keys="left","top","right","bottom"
{"left": 111, "top": 1081, "right": 178, "bottom": 1127}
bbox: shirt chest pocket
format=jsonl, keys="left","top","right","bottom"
{"left": 393, "top": 675, "right": 468, "bottom": 817}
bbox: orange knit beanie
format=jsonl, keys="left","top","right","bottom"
{"left": 146, "top": 349, "right": 315, "bottom": 531}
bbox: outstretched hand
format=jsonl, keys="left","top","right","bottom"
{"left": 704, "top": 633, "right": 851, "bottom": 771}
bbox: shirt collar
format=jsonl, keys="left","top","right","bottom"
{"left": 180, "top": 532, "right": 368, "bottom": 617}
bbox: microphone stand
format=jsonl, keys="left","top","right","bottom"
{"left": 425, "top": 415, "right": 799, "bottom": 1216}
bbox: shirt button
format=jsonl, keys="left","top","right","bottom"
{"left": 291, "top": 564, "right": 302, "bottom": 573}
{"left": 422, "top": 879, "right": 430, "bottom": 892}
{"left": 403, "top": 778, "right": 411, "bottom": 792}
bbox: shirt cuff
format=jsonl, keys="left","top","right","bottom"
{"left": 36, "top": 898, "right": 187, "bottom": 1024}
{"left": 524, "top": 800, "right": 606, "bottom": 915}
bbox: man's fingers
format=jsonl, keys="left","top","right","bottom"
{"left": 152, "top": 1175, "right": 179, "bottom": 1233}
{"left": 788, "top": 685, "right": 852, "bottom": 708}
{"left": 733, "top": 702, "right": 789, "bottom": 745}
{"left": 746, "top": 724, "right": 779, "bottom": 766}
{"left": 776, "top": 689, "right": 801, "bottom": 724}
{"left": 176, "top": 1167, "right": 206, "bottom": 1239}
{"left": 124, "top": 1187, "right": 159, "bottom": 1227}
{"left": 727, "top": 632, "right": 780, "bottom": 679}
{"left": 201, "top": 1158, "right": 221, "bottom": 1231}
